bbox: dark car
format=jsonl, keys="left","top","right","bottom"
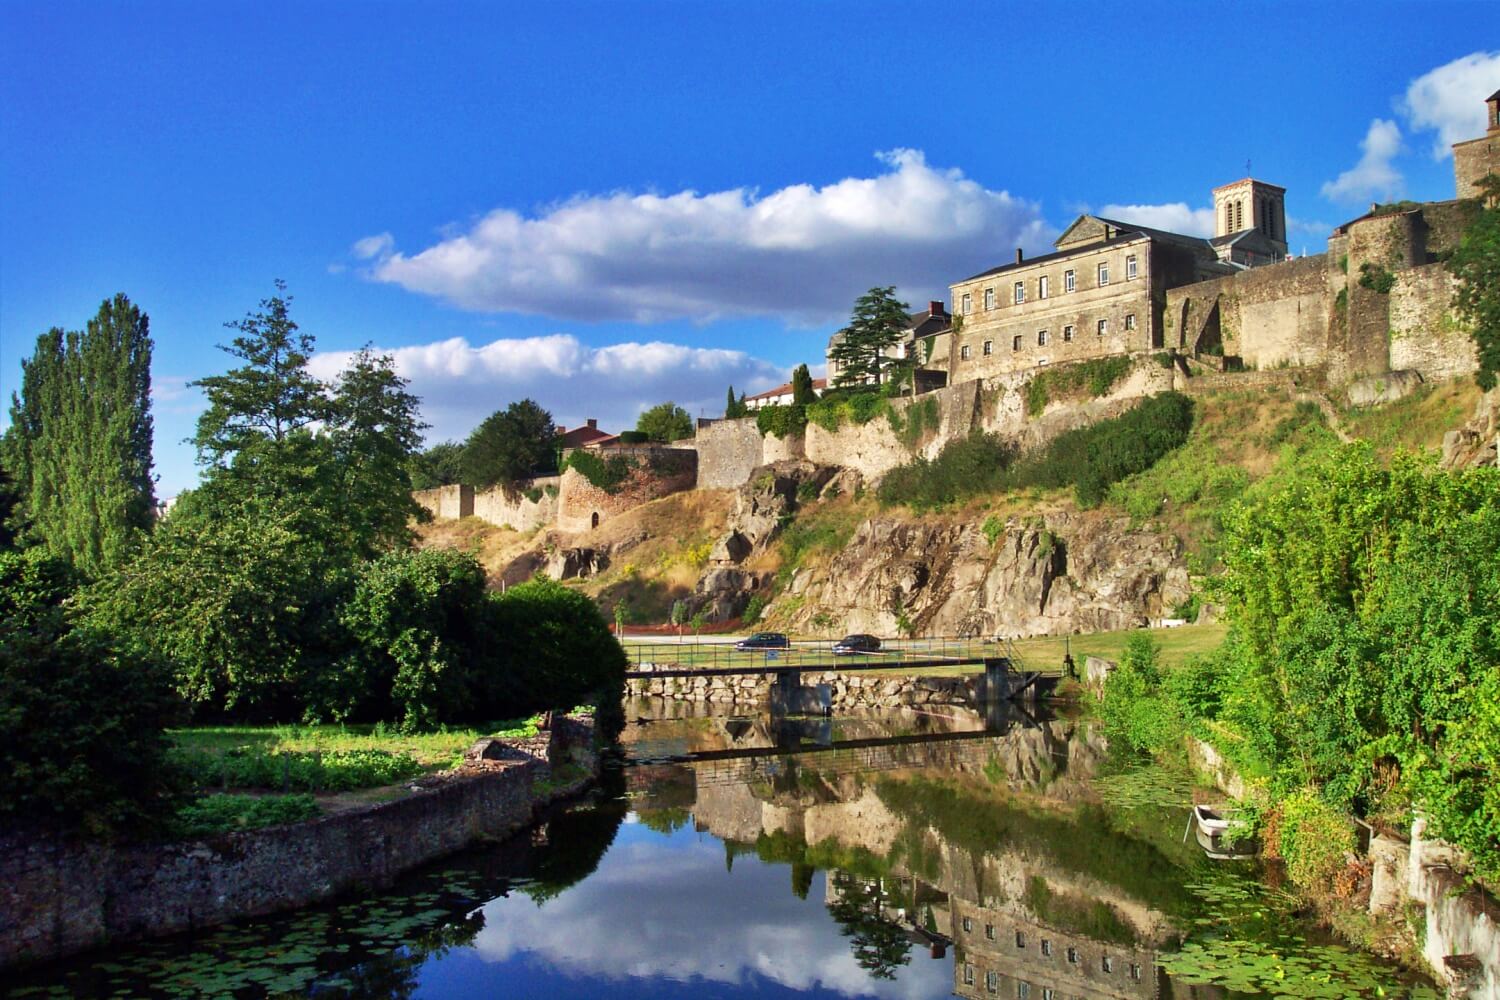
{"left": 832, "top": 634, "right": 881, "bottom": 656}
{"left": 735, "top": 631, "right": 790, "bottom": 651}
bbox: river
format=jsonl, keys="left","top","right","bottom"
{"left": 5, "top": 700, "right": 1437, "bottom": 999}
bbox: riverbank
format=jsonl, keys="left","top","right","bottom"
{"left": 0, "top": 713, "right": 599, "bottom": 970}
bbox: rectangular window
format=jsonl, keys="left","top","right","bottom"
{"left": 1126, "top": 254, "right": 1138, "bottom": 279}
{"left": 1097, "top": 262, "right": 1109, "bottom": 286}
{"left": 1066, "top": 947, "right": 1079, "bottom": 964}
{"left": 1040, "top": 940, "right": 1052, "bottom": 957}
{"left": 983, "top": 340, "right": 993, "bottom": 356}
{"left": 1012, "top": 335, "right": 1023, "bottom": 352}
{"left": 1097, "top": 318, "right": 1108, "bottom": 336}
{"left": 985, "top": 924, "right": 996, "bottom": 941}
{"left": 986, "top": 971, "right": 999, "bottom": 994}
{"left": 1102, "top": 956, "right": 1114, "bottom": 973}
{"left": 961, "top": 293, "right": 972, "bottom": 315}
{"left": 962, "top": 917, "right": 973, "bottom": 933}
{"left": 1129, "top": 964, "right": 1141, "bottom": 981}
{"left": 1017, "top": 983, "right": 1031, "bottom": 999}
{"left": 984, "top": 287, "right": 995, "bottom": 311}
{"left": 963, "top": 964, "right": 975, "bottom": 985}
{"left": 1015, "top": 931, "right": 1026, "bottom": 948}
{"left": 1038, "top": 275, "right": 1049, "bottom": 299}
{"left": 1125, "top": 313, "right": 1136, "bottom": 331}
{"left": 1043, "top": 990, "right": 1056, "bottom": 1000}
{"left": 960, "top": 344, "right": 971, "bottom": 360}
{"left": 1013, "top": 281, "right": 1024, "bottom": 305}
{"left": 1064, "top": 269, "right": 1075, "bottom": 292}
{"left": 1037, "top": 330, "right": 1048, "bottom": 347}
{"left": 1063, "top": 325, "right": 1074, "bottom": 342}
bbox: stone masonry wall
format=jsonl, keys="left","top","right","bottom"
{"left": 1389, "top": 263, "right": 1477, "bottom": 381}
{"left": 1164, "top": 254, "right": 1330, "bottom": 371}
{"left": 693, "top": 419, "right": 765, "bottom": 489}
{"left": 555, "top": 447, "right": 698, "bottom": 532}
{"left": 627, "top": 668, "right": 983, "bottom": 712}
{"left": 0, "top": 716, "right": 597, "bottom": 970}
{"left": 471, "top": 476, "right": 560, "bottom": 532}
{"left": 413, "top": 483, "right": 473, "bottom": 520}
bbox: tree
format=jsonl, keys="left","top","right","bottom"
{"left": 408, "top": 441, "right": 465, "bottom": 490}
{"left": 462, "top": 399, "right": 558, "bottom": 487}
{"left": 191, "top": 280, "right": 327, "bottom": 466}
{"left": 1448, "top": 173, "right": 1500, "bottom": 390}
{"left": 828, "top": 287, "right": 910, "bottom": 388}
{"left": 724, "top": 386, "right": 748, "bottom": 419}
{"left": 826, "top": 873, "right": 912, "bottom": 980}
{"left": 328, "top": 346, "right": 428, "bottom": 555}
{"left": 636, "top": 401, "right": 693, "bottom": 442}
{"left": 3, "top": 294, "right": 155, "bottom": 577}
{"left": 791, "top": 364, "right": 817, "bottom": 405}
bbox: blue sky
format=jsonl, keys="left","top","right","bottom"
{"left": 3, "top": 1, "right": 1497, "bottom": 495}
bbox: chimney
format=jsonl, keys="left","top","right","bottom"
{"left": 1015, "top": 248, "right": 1024, "bottom": 264}
{"left": 586, "top": 418, "right": 597, "bottom": 429}
{"left": 929, "top": 300, "right": 943, "bottom": 316}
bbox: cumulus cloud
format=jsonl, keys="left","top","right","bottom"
{"left": 308, "top": 333, "right": 785, "bottom": 444}
{"left": 353, "top": 150, "right": 1053, "bottom": 324}
{"left": 1320, "top": 119, "right": 1404, "bottom": 204}
{"left": 1095, "top": 202, "right": 1216, "bottom": 237}
{"left": 1401, "top": 51, "right": 1500, "bottom": 158}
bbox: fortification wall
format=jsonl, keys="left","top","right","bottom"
{"left": 413, "top": 484, "right": 473, "bottom": 520}
{"left": 1389, "top": 263, "right": 1477, "bottom": 381}
{"left": 555, "top": 446, "right": 698, "bottom": 532}
{"left": 692, "top": 419, "right": 764, "bottom": 489}
{"left": 471, "top": 477, "right": 560, "bottom": 532}
{"left": 1165, "top": 255, "right": 1331, "bottom": 371}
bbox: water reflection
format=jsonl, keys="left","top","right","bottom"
{"left": 4, "top": 700, "right": 1433, "bottom": 999}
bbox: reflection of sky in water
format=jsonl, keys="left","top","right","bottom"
{"left": 413, "top": 818, "right": 954, "bottom": 1000}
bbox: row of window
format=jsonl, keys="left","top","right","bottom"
{"left": 958, "top": 917, "right": 1144, "bottom": 986}
{"left": 960, "top": 256, "right": 1138, "bottom": 315}
{"left": 956, "top": 315, "right": 1136, "bottom": 361}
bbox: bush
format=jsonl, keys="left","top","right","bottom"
{"left": 805, "top": 390, "right": 889, "bottom": 433}
{"left": 1273, "top": 789, "right": 1356, "bottom": 890}
{"left": 1098, "top": 632, "right": 1182, "bottom": 756}
{"left": 171, "top": 746, "right": 425, "bottom": 793}
{"left": 486, "top": 577, "right": 627, "bottom": 718}
{"left": 876, "top": 432, "right": 1017, "bottom": 509}
{"left": 1026, "top": 356, "right": 1134, "bottom": 416}
{"left": 1, "top": 549, "right": 183, "bottom": 833}
{"left": 173, "top": 793, "right": 321, "bottom": 839}
{"left": 561, "top": 449, "right": 635, "bottom": 492}
{"left": 756, "top": 403, "right": 806, "bottom": 439}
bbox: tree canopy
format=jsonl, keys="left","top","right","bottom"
{"left": 1448, "top": 173, "right": 1500, "bottom": 390}
{"left": 791, "top": 364, "right": 817, "bottom": 405}
{"left": 408, "top": 441, "right": 465, "bottom": 489}
{"left": 2, "top": 294, "right": 155, "bottom": 577}
{"left": 724, "top": 386, "right": 748, "bottom": 419}
{"left": 828, "top": 287, "right": 910, "bottom": 388}
{"left": 462, "top": 399, "right": 558, "bottom": 487}
{"left": 635, "top": 401, "right": 693, "bottom": 442}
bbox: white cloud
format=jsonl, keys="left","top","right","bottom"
{"left": 354, "top": 150, "right": 1054, "bottom": 324}
{"left": 1320, "top": 119, "right": 1404, "bottom": 204}
{"left": 1095, "top": 202, "right": 1216, "bottom": 237}
{"left": 1400, "top": 51, "right": 1500, "bottom": 158}
{"left": 308, "top": 333, "right": 785, "bottom": 444}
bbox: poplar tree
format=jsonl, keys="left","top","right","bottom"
{"left": 3, "top": 295, "right": 154, "bottom": 576}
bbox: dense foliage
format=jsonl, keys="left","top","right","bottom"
{"left": 3, "top": 294, "right": 155, "bottom": 576}
{"left": 828, "top": 286, "right": 910, "bottom": 388}
{"left": 462, "top": 398, "right": 558, "bottom": 487}
{"left": 790, "top": 364, "right": 817, "bottom": 405}
{"left": 561, "top": 448, "right": 636, "bottom": 492}
{"left": 635, "top": 401, "right": 693, "bottom": 442}
{"left": 755, "top": 401, "right": 807, "bottom": 439}
{"left": 1447, "top": 173, "right": 1500, "bottom": 390}
{"left": 878, "top": 392, "right": 1194, "bottom": 509}
{"left": 1025, "top": 355, "right": 1134, "bottom": 417}
{"left": 1105, "top": 445, "right": 1500, "bottom": 886}
{"left": 724, "top": 386, "right": 748, "bottom": 419}
{"left": 0, "top": 546, "right": 182, "bottom": 832}
{"left": 408, "top": 441, "right": 465, "bottom": 490}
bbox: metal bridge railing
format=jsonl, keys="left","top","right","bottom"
{"left": 623, "top": 635, "right": 1065, "bottom": 675}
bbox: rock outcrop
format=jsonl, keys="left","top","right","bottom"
{"left": 708, "top": 460, "right": 837, "bottom": 566}
{"left": 770, "top": 510, "right": 1189, "bottom": 638}
{"left": 1442, "top": 386, "right": 1500, "bottom": 469}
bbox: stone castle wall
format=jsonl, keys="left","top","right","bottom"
{"left": 693, "top": 419, "right": 765, "bottom": 489}
{"left": 471, "top": 477, "right": 560, "bottom": 532}
{"left": 555, "top": 446, "right": 698, "bottom": 532}
{"left": 1389, "top": 264, "right": 1477, "bottom": 381}
{"left": 1164, "top": 254, "right": 1331, "bottom": 371}
{"left": 413, "top": 483, "right": 473, "bottom": 520}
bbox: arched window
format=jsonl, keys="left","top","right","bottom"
{"left": 591, "top": 512, "right": 600, "bottom": 529}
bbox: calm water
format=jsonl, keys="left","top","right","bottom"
{"left": 6, "top": 701, "right": 1437, "bottom": 999}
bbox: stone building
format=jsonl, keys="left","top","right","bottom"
{"left": 825, "top": 300, "right": 952, "bottom": 390}
{"left": 1210, "top": 178, "right": 1289, "bottom": 266}
{"left": 1453, "top": 89, "right": 1500, "bottom": 201}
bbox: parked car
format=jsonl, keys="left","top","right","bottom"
{"left": 735, "top": 631, "right": 790, "bottom": 651}
{"left": 832, "top": 634, "right": 882, "bottom": 655}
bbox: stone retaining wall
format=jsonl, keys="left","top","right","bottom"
{"left": 0, "top": 716, "right": 597, "bottom": 970}
{"left": 628, "top": 669, "right": 988, "bottom": 711}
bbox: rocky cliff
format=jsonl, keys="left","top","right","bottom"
{"left": 767, "top": 509, "right": 1190, "bottom": 639}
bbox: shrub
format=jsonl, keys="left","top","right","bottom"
{"left": 756, "top": 403, "right": 807, "bottom": 439}
{"left": 742, "top": 594, "right": 767, "bottom": 625}
{"left": 562, "top": 449, "right": 635, "bottom": 492}
{"left": 1026, "top": 356, "right": 1134, "bottom": 416}
{"left": 617, "top": 430, "right": 649, "bottom": 445}
{"left": 877, "top": 432, "right": 1017, "bottom": 509}
{"left": 173, "top": 793, "right": 321, "bottom": 839}
{"left": 1273, "top": 789, "right": 1356, "bottom": 890}
{"left": 486, "top": 577, "right": 627, "bottom": 718}
{"left": 1, "top": 549, "right": 183, "bottom": 833}
{"left": 1357, "top": 261, "right": 1396, "bottom": 294}
{"left": 171, "top": 746, "right": 425, "bottom": 793}
{"left": 1098, "top": 632, "right": 1181, "bottom": 756}
{"left": 980, "top": 514, "right": 1004, "bottom": 547}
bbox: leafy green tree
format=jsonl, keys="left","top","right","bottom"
{"left": 462, "top": 399, "right": 558, "bottom": 487}
{"left": 486, "top": 577, "right": 628, "bottom": 716}
{"left": 635, "top": 401, "right": 694, "bottom": 442}
{"left": 328, "top": 346, "right": 428, "bottom": 555}
{"left": 408, "top": 441, "right": 466, "bottom": 489}
{"left": 791, "top": 363, "right": 817, "bottom": 405}
{"left": 0, "top": 464, "right": 21, "bottom": 550}
{"left": 3, "top": 295, "right": 155, "bottom": 576}
{"left": 1448, "top": 173, "right": 1500, "bottom": 390}
{"left": 828, "top": 287, "right": 910, "bottom": 388}
{"left": 192, "top": 280, "right": 328, "bottom": 465}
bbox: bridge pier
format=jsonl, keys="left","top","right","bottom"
{"left": 769, "top": 669, "right": 832, "bottom": 717}
{"left": 980, "top": 658, "right": 1012, "bottom": 702}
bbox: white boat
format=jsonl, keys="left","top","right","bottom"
{"left": 1191, "top": 804, "right": 1258, "bottom": 860}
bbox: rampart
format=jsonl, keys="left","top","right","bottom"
{"left": 555, "top": 445, "right": 698, "bottom": 533}
{"left": 472, "top": 476, "right": 560, "bottom": 532}
{"left": 1164, "top": 253, "right": 1332, "bottom": 370}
